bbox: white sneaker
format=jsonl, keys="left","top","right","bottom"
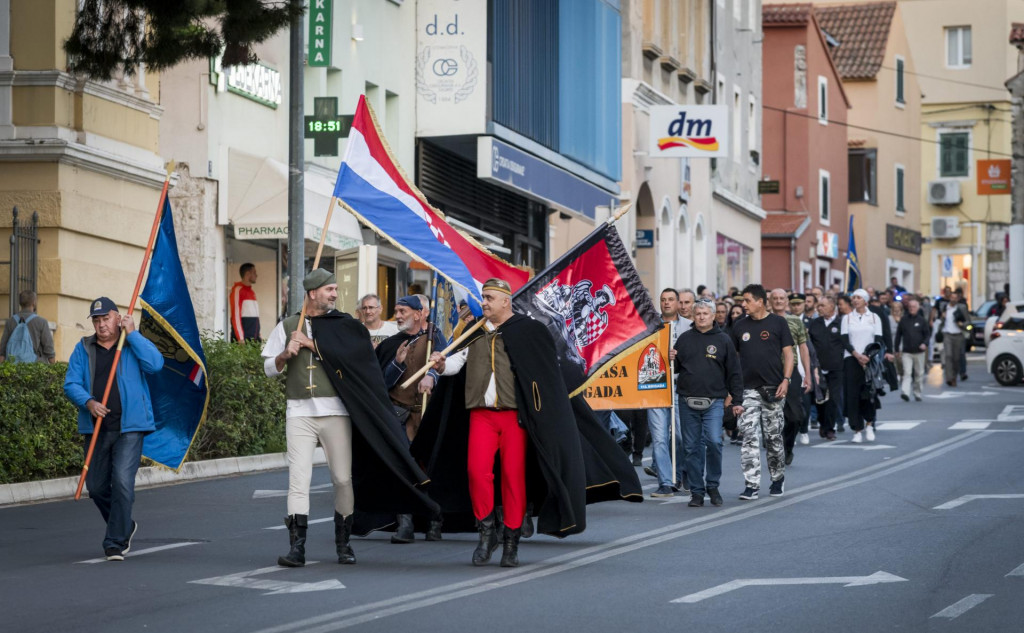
{"left": 851, "top": 431, "right": 864, "bottom": 444}
{"left": 798, "top": 432, "right": 810, "bottom": 445}
{"left": 865, "top": 426, "right": 876, "bottom": 442}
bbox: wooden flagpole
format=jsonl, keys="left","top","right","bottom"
{"left": 75, "top": 161, "right": 176, "bottom": 501}
{"left": 293, "top": 196, "right": 338, "bottom": 332}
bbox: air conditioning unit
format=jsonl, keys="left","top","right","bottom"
{"left": 928, "top": 180, "right": 961, "bottom": 205}
{"left": 931, "top": 216, "right": 961, "bottom": 239}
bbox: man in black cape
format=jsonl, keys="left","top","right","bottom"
{"left": 264, "top": 268, "right": 438, "bottom": 567}
{"left": 416, "top": 278, "right": 641, "bottom": 568}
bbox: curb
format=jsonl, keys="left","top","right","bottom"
{"left": 0, "top": 448, "right": 326, "bottom": 507}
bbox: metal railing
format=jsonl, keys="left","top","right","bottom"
{"left": 9, "top": 206, "right": 39, "bottom": 316}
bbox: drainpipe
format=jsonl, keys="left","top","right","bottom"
{"left": 790, "top": 236, "right": 797, "bottom": 290}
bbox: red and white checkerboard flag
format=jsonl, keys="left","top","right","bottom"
{"left": 513, "top": 222, "right": 662, "bottom": 396}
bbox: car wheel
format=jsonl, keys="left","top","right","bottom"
{"left": 992, "top": 354, "right": 1023, "bottom": 386}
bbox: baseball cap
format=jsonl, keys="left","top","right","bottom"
{"left": 88, "top": 297, "right": 118, "bottom": 317}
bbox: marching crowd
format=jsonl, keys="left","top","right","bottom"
{"left": 60, "top": 268, "right": 979, "bottom": 569}
{"left": 608, "top": 279, "right": 973, "bottom": 509}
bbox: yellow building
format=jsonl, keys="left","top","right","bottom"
{"left": 900, "top": 0, "right": 1024, "bottom": 306}
{"left": 0, "top": 0, "right": 168, "bottom": 360}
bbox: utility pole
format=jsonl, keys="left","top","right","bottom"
{"left": 1008, "top": 37, "right": 1024, "bottom": 300}
{"left": 287, "top": 0, "right": 305, "bottom": 314}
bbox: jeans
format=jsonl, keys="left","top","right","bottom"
{"left": 679, "top": 399, "right": 724, "bottom": 496}
{"left": 83, "top": 431, "right": 144, "bottom": 551}
{"left": 647, "top": 395, "right": 685, "bottom": 488}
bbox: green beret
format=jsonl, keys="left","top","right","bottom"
{"left": 303, "top": 268, "right": 336, "bottom": 291}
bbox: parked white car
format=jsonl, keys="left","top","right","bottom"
{"left": 984, "top": 300, "right": 1024, "bottom": 346}
{"left": 986, "top": 315, "right": 1024, "bottom": 386}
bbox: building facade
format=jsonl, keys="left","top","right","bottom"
{"left": 0, "top": 0, "right": 168, "bottom": 360}
{"left": 816, "top": 1, "right": 922, "bottom": 292}
{"left": 622, "top": 0, "right": 715, "bottom": 295}
{"left": 900, "top": 0, "right": 1024, "bottom": 307}
{"left": 710, "top": 0, "right": 765, "bottom": 295}
{"left": 760, "top": 3, "right": 850, "bottom": 292}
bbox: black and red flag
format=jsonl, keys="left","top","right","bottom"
{"left": 512, "top": 222, "right": 662, "bottom": 395}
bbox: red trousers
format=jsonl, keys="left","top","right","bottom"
{"left": 467, "top": 408, "right": 526, "bottom": 529}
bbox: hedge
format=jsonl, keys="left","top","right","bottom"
{"left": 0, "top": 338, "right": 286, "bottom": 485}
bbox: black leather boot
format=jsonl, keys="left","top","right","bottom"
{"left": 334, "top": 512, "right": 356, "bottom": 565}
{"left": 391, "top": 514, "right": 415, "bottom": 544}
{"left": 499, "top": 527, "right": 522, "bottom": 568}
{"left": 425, "top": 515, "right": 443, "bottom": 542}
{"left": 471, "top": 511, "right": 499, "bottom": 566}
{"left": 521, "top": 504, "right": 535, "bottom": 539}
{"left": 494, "top": 506, "right": 506, "bottom": 544}
{"left": 277, "top": 514, "right": 307, "bottom": 567}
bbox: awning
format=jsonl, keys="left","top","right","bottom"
{"left": 227, "top": 148, "right": 362, "bottom": 250}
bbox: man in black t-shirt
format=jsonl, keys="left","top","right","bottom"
{"left": 730, "top": 284, "right": 795, "bottom": 500}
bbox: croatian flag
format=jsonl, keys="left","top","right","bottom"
{"left": 333, "top": 95, "right": 529, "bottom": 306}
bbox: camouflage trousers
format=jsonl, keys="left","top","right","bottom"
{"left": 739, "top": 388, "right": 786, "bottom": 489}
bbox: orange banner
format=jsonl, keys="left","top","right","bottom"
{"left": 978, "top": 159, "right": 1011, "bottom": 195}
{"left": 583, "top": 329, "right": 673, "bottom": 410}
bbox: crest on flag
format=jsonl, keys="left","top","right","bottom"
{"left": 535, "top": 280, "right": 617, "bottom": 368}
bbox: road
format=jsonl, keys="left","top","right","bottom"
{"left": 3, "top": 354, "right": 1023, "bottom": 632}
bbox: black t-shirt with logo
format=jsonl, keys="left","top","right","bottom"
{"left": 91, "top": 342, "right": 122, "bottom": 433}
{"left": 730, "top": 313, "right": 794, "bottom": 389}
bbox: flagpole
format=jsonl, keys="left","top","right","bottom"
{"left": 669, "top": 331, "right": 677, "bottom": 490}
{"left": 75, "top": 161, "right": 176, "bottom": 501}
{"left": 422, "top": 273, "right": 439, "bottom": 414}
{"left": 293, "top": 196, "right": 338, "bottom": 334}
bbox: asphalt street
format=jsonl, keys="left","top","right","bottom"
{"left": 3, "top": 353, "right": 1024, "bottom": 633}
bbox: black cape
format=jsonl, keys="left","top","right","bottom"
{"left": 412, "top": 314, "right": 642, "bottom": 537}
{"left": 309, "top": 310, "right": 439, "bottom": 534}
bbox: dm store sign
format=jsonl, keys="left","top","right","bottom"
{"left": 649, "top": 105, "right": 729, "bottom": 158}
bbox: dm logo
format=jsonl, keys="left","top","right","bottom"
{"left": 657, "top": 111, "right": 719, "bottom": 152}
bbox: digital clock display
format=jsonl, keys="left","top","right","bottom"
{"left": 308, "top": 119, "right": 342, "bottom": 133}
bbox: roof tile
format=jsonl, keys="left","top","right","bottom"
{"left": 763, "top": 3, "right": 812, "bottom": 25}
{"left": 761, "top": 213, "right": 810, "bottom": 237}
{"left": 815, "top": 2, "right": 897, "bottom": 80}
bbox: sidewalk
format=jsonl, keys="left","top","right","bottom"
{"left": 0, "top": 448, "right": 325, "bottom": 507}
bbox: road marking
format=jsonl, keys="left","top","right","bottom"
{"left": 670, "top": 571, "right": 907, "bottom": 604}
{"left": 998, "top": 405, "right": 1024, "bottom": 421}
{"left": 248, "top": 431, "right": 988, "bottom": 633}
{"left": 930, "top": 594, "right": 993, "bottom": 620}
{"left": 76, "top": 541, "right": 202, "bottom": 564}
{"left": 933, "top": 494, "right": 1024, "bottom": 510}
{"left": 1006, "top": 562, "right": 1024, "bottom": 577}
{"left": 812, "top": 441, "right": 896, "bottom": 451}
{"left": 874, "top": 422, "right": 921, "bottom": 431}
{"left": 265, "top": 517, "right": 335, "bottom": 531}
{"left": 253, "top": 483, "right": 332, "bottom": 500}
{"left": 950, "top": 421, "right": 991, "bottom": 430}
{"left": 190, "top": 563, "right": 345, "bottom": 595}
{"left": 926, "top": 392, "right": 995, "bottom": 399}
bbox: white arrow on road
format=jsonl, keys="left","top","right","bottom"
{"left": 812, "top": 441, "right": 896, "bottom": 451}
{"left": 190, "top": 563, "right": 345, "bottom": 595}
{"left": 671, "top": 571, "right": 907, "bottom": 604}
{"left": 933, "top": 494, "right": 1024, "bottom": 510}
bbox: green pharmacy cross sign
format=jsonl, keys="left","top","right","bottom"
{"left": 304, "top": 97, "right": 352, "bottom": 157}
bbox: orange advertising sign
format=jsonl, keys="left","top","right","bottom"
{"left": 583, "top": 328, "right": 673, "bottom": 410}
{"left": 977, "top": 159, "right": 1011, "bottom": 195}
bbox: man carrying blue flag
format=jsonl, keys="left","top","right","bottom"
{"left": 64, "top": 297, "right": 164, "bottom": 561}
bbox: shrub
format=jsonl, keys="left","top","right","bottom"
{"left": 0, "top": 337, "right": 287, "bottom": 485}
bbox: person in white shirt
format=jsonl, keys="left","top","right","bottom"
{"left": 358, "top": 293, "right": 399, "bottom": 347}
{"left": 262, "top": 269, "right": 355, "bottom": 568}
{"left": 840, "top": 289, "right": 883, "bottom": 444}
{"left": 939, "top": 292, "right": 968, "bottom": 387}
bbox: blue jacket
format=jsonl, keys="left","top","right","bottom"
{"left": 64, "top": 330, "right": 164, "bottom": 434}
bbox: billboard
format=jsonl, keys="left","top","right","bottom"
{"left": 649, "top": 105, "right": 729, "bottom": 158}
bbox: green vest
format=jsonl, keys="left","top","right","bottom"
{"left": 464, "top": 328, "right": 517, "bottom": 409}
{"left": 281, "top": 314, "right": 334, "bottom": 400}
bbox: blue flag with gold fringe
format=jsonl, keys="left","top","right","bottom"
{"left": 138, "top": 198, "right": 209, "bottom": 470}
{"left": 845, "top": 215, "right": 861, "bottom": 293}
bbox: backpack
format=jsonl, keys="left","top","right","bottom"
{"left": 5, "top": 314, "right": 38, "bottom": 363}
